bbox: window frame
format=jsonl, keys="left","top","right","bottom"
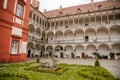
{"left": 10, "top": 38, "right": 20, "bottom": 55}
{"left": 16, "top": 2, "right": 24, "bottom": 18}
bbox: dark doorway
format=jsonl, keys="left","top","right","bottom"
{"left": 82, "top": 52, "right": 85, "bottom": 59}
{"left": 49, "top": 51, "right": 52, "bottom": 57}
{"left": 71, "top": 53, "right": 75, "bottom": 59}
{"left": 60, "top": 52, "right": 64, "bottom": 58}
{"left": 40, "top": 51, "right": 43, "bottom": 57}
{"left": 28, "top": 50, "right": 31, "bottom": 57}
{"left": 85, "top": 36, "right": 89, "bottom": 42}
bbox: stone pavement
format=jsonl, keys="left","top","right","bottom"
{"left": 27, "top": 58, "right": 120, "bottom": 78}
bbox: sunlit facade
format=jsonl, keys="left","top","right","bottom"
{"left": 27, "top": 0, "right": 120, "bottom": 59}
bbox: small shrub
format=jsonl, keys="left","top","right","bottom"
{"left": 36, "top": 57, "right": 40, "bottom": 63}
{"left": 116, "top": 78, "right": 120, "bottom": 80}
{"left": 95, "top": 59, "right": 100, "bottom": 67}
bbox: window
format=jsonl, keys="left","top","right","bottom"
{"left": 16, "top": 3, "right": 23, "bottom": 17}
{"left": 98, "top": 4, "right": 102, "bottom": 10}
{"left": 85, "top": 36, "right": 89, "bottom": 42}
{"left": 11, "top": 40, "right": 19, "bottom": 54}
{"left": 59, "top": 11, "right": 63, "bottom": 16}
{"left": 76, "top": 8, "right": 81, "bottom": 13}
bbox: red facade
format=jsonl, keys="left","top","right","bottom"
{"left": 0, "top": 0, "right": 30, "bottom": 62}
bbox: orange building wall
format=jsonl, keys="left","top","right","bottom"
{"left": 0, "top": 0, "right": 30, "bottom": 63}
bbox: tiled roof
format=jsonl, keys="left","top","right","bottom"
{"left": 42, "top": 0, "right": 120, "bottom": 18}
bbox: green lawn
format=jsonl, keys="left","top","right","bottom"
{"left": 0, "top": 62, "right": 118, "bottom": 80}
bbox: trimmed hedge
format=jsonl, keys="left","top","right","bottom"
{"left": 0, "top": 71, "right": 32, "bottom": 80}
{"left": 77, "top": 66, "right": 115, "bottom": 80}
{"left": 0, "top": 62, "right": 35, "bottom": 68}
{"left": 24, "top": 65, "right": 68, "bottom": 75}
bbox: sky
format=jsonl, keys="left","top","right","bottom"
{"left": 39, "top": 0, "right": 106, "bottom": 12}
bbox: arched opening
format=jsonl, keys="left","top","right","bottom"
{"left": 97, "top": 27, "right": 108, "bottom": 42}
{"left": 64, "top": 45, "right": 74, "bottom": 58}
{"left": 110, "top": 25, "right": 120, "bottom": 41}
{"left": 55, "top": 31, "right": 63, "bottom": 40}
{"left": 55, "top": 45, "right": 63, "bottom": 58}
{"left": 111, "top": 43, "right": 120, "bottom": 59}
{"left": 28, "top": 24, "right": 35, "bottom": 36}
{"left": 46, "top": 46, "right": 53, "bottom": 57}
{"left": 75, "top": 45, "right": 84, "bottom": 58}
{"left": 36, "top": 28, "right": 41, "bottom": 38}
{"left": 34, "top": 44, "right": 41, "bottom": 57}
{"left": 98, "top": 44, "right": 110, "bottom": 59}
{"left": 74, "top": 29, "right": 84, "bottom": 42}
{"left": 27, "top": 42, "right": 34, "bottom": 57}
{"left": 85, "top": 28, "right": 96, "bottom": 42}
{"left": 64, "top": 30, "right": 73, "bottom": 40}
{"left": 47, "top": 31, "right": 54, "bottom": 41}
{"left": 86, "top": 44, "right": 96, "bottom": 59}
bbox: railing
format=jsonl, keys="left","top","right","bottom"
{"left": 46, "top": 38, "right": 120, "bottom": 44}
{"left": 28, "top": 36, "right": 43, "bottom": 43}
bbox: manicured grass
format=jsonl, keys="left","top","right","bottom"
{"left": 0, "top": 62, "right": 118, "bottom": 80}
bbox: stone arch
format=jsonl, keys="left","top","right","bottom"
{"left": 28, "top": 24, "right": 35, "bottom": 34}
{"left": 97, "top": 27, "right": 108, "bottom": 41}
{"left": 35, "top": 44, "right": 41, "bottom": 50}
{"left": 34, "top": 44, "right": 41, "bottom": 57}
{"left": 75, "top": 45, "right": 84, "bottom": 58}
{"left": 74, "top": 29, "right": 84, "bottom": 40}
{"left": 98, "top": 44, "right": 110, "bottom": 56}
{"left": 46, "top": 45, "right": 53, "bottom": 57}
{"left": 64, "top": 30, "right": 73, "bottom": 40}
{"left": 55, "top": 45, "right": 64, "bottom": 58}
{"left": 85, "top": 28, "right": 96, "bottom": 42}
{"left": 86, "top": 44, "right": 96, "bottom": 58}
{"left": 47, "top": 31, "right": 54, "bottom": 40}
{"left": 27, "top": 42, "right": 34, "bottom": 57}
{"left": 110, "top": 25, "right": 120, "bottom": 41}
{"left": 55, "top": 31, "right": 63, "bottom": 40}
{"left": 111, "top": 43, "right": 120, "bottom": 53}
{"left": 64, "top": 45, "right": 74, "bottom": 58}
{"left": 27, "top": 42, "right": 34, "bottom": 49}
{"left": 35, "top": 28, "right": 41, "bottom": 37}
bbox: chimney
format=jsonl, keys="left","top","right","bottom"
{"left": 35, "top": 1, "right": 40, "bottom": 9}
{"left": 91, "top": 0, "right": 94, "bottom": 6}
{"left": 91, "top": 0, "right": 93, "bottom": 3}
{"left": 59, "top": 5, "right": 62, "bottom": 11}
{"left": 44, "top": 9, "right": 47, "bottom": 14}
{"left": 31, "top": 0, "right": 40, "bottom": 9}
{"left": 31, "top": 0, "right": 36, "bottom": 6}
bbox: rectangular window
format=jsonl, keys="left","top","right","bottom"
{"left": 85, "top": 36, "right": 89, "bottom": 42}
{"left": 16, "top": 3, "right": 23, "bottom": 18}
{"left": 11, "top": 40, "right": 19, "bottom": 54}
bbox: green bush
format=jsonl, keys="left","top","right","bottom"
{"left": 95, "top": 59, "right": 100, "bottom": 67}
{"left": 36, "top": 57, "right": 40, "bottom": 63}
